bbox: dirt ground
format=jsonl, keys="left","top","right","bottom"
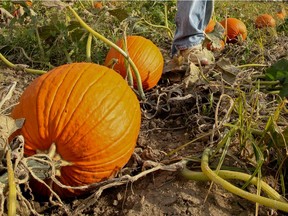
{"left": 1, "top": 32, "right": 288, "bottom": 215}
{"left": 1, "top": 62, "right": 286, "bottom": 216}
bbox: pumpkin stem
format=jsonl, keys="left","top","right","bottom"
{"left": 67, "top": 6, "right": 146, "bottom": 100}
{"left": 47, "top": 143, "right": 57, "bottom": 158}
{"left": 47, "top": 143, "right": 73, "bottom": 168}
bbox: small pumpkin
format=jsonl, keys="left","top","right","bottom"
{"left": 255, "top": 14, "right": 276, "bottom": 28}
{"left": 220, "top": 18, "right": 247, "bottom": 43}
{"left": 11, "top": 63, "right": 141, "bottom": 198}
{"left": 104, "top": 35, "right": 164, "bottom": 90}
{"left": 93, "top": 1, "right": 103, "bottom": 9}
{"left": 276, "top": 8, "right": 286, "bottom": 20}
{"left": 25, "top": 0, "right": 32, "bottom": 7}
{"left": 205, "top": 19, "right": 216, "bottom": 33}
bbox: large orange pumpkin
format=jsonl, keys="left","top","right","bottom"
{"left": 104, "top": 36, "right": 164, "bottom": 90}
{"left": 11, "top": 62, "right": 141, "bottom": 198}
{"left": 220, "top": 18, "right": 247, "bottom": 43}
{"left": 255, "top": 14, "right": 276, "bottom": 28}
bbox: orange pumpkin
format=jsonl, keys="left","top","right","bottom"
{"left": 205, "top": 19, "right": 216, "bottom": 33}
{"left": 276, "top": 8, "right": 286, "bottom": 20}
{"left": 220, "top": 18, "right": 247, "bottom": 43}
{"left": 276, "top": 12, "right": 285, "bottom": 20}
{"left": 25, "top": 0, "right": 32, "bottom": 7}
{"left": 255, "top": 14, "right": 276, "bottom": 28}
{"left": 93, "top": 1, "right": 103, "bottom": 9}
{"left": 11, "top": 63, "right": 141, "bottom": 198}
{"left": 104, "top": 36, "right": 164, "bottom": 90}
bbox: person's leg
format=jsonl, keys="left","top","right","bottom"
{"left": 171, "top": 0, "right": 214, "bottom": 57}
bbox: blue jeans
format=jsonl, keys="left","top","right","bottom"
{"left": 172, "top": 0, "right": 214, "bottom": 56}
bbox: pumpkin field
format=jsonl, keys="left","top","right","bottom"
{"left": 0, "top": 0, "right": 288, "bottom": 215}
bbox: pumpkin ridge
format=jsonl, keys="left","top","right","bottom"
{"left": 59, "top": 78, "right": 133, "bottom": 161}
{"left": 46, "top": 64, "right": 76, "bottom": 143}
{"left": 128, "top": 37, "right": 162, "bottom": 87}
{"left": 45, "top": 64, "right": 81, "bottom": 140}
{"left": 125, "top": 37, "right": 150, "bottom": 72}
{"left": 60, "top": 105, "right": 140, "bottom": 185}
{"left": 21, "top": 68, "right": 65, "bottom": 152}
{"left": 51, "top": 63, "right": 92, "bottom": 140}
{"left": 89, "top": 105, "right": 140, "bottom": 164}
{"left": 121, "top": 37, "right": 144, "bottom": 77}
{"left": 139, "top": 49, "right": 162, "bottom": 71}
{"left": 136, "top": 38, "right": 159, "bottom": 63}
{"left": 53, "top": 65, "right": 108, "bottom": 145}
{"left": 55, "top": 70, "right": 118, "bottom": 152}
{"left": 73, "top": 96, "right": 140, "bottom": 165}
{"left": 144, "top": 60, "right": 163, "bottom": 85}
{"left": 22, "top": 78, "right": 49, "bottom": 149}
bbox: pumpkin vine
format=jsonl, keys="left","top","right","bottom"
{"left": 67, "top": 6, "right": 146, "bottom": 100}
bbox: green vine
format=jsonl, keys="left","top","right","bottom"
{"left": 67, "top": 6, "right": 146, "bottom": 100}
{"left": 199, "top": 148, "right": 288, "bottom": 212}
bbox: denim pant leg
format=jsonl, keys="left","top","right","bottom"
{"left": 172, "top": 0, "right": 214, "bottom": 56}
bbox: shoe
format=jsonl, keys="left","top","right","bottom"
{"left": 163, "top": 44, "right": 215, "bottom": 73}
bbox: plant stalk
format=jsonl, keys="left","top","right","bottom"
{"left": 182, "top": 166, "right": 286, "bottom": 202}
{"left": 201, "top": 148, "right": 288, "bottom": 212}
{"left": 7, "top": 149, "right": 17, "bottom": 216}
{"left": 86, "top": 33, "right": 93, "bottom": 62}
{"left": 236, "top": 64, "right": 268, "bottom": 68}
{"left": 123, "top": 29, "right": 134, "bottom": 87}
{"left": 0, "top": 53, "right": 46, "bottom": 75}
{"left": 67, "top": 6, "right": 146, "bottom": 100}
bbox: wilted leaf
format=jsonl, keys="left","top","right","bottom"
{"left": 163, "top": 55, "right": 186, "bottom": 74}
{"left": 216, "top": 58, "right": 240, "bottom": 85}
{"left": 183, "top": 62, "right": 201, "bottom": 88}
{"left": 271, "top": 125, "right": 288, "bottom": 147}
{"left": 41, "top": 0, "right": 67, "bottom": 9}
{"left": 0, "top": 115, "right": 24, "bottom": 160}
{"left": 0, "top": 115, "right": 24, "bottom": 141}
{"left": 204, "top": 22, "right": 225, "bottom": 51}
{"left": 0, "top": 7, "right": 14, "bottom": 19}
{"left": 206, "top": 22, "right": 225, "bottom": 42}
{"left": 0, "top": 81, "right": 17, "bottom": 110}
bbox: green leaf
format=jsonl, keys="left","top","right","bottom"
{"left": 108, "top": 8, "right": 129, "bottom": 22}
{"left": 38, "top": 25, "right": 59, "bottom": 41}
{"left": 265, "top": 59, "right": 288, "bottom": 83}
{"left": 279, "top": 82, "right": 288, "bottom": 97}
{"left": 277, "top": 18, "right": 288, "bottom": 32}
